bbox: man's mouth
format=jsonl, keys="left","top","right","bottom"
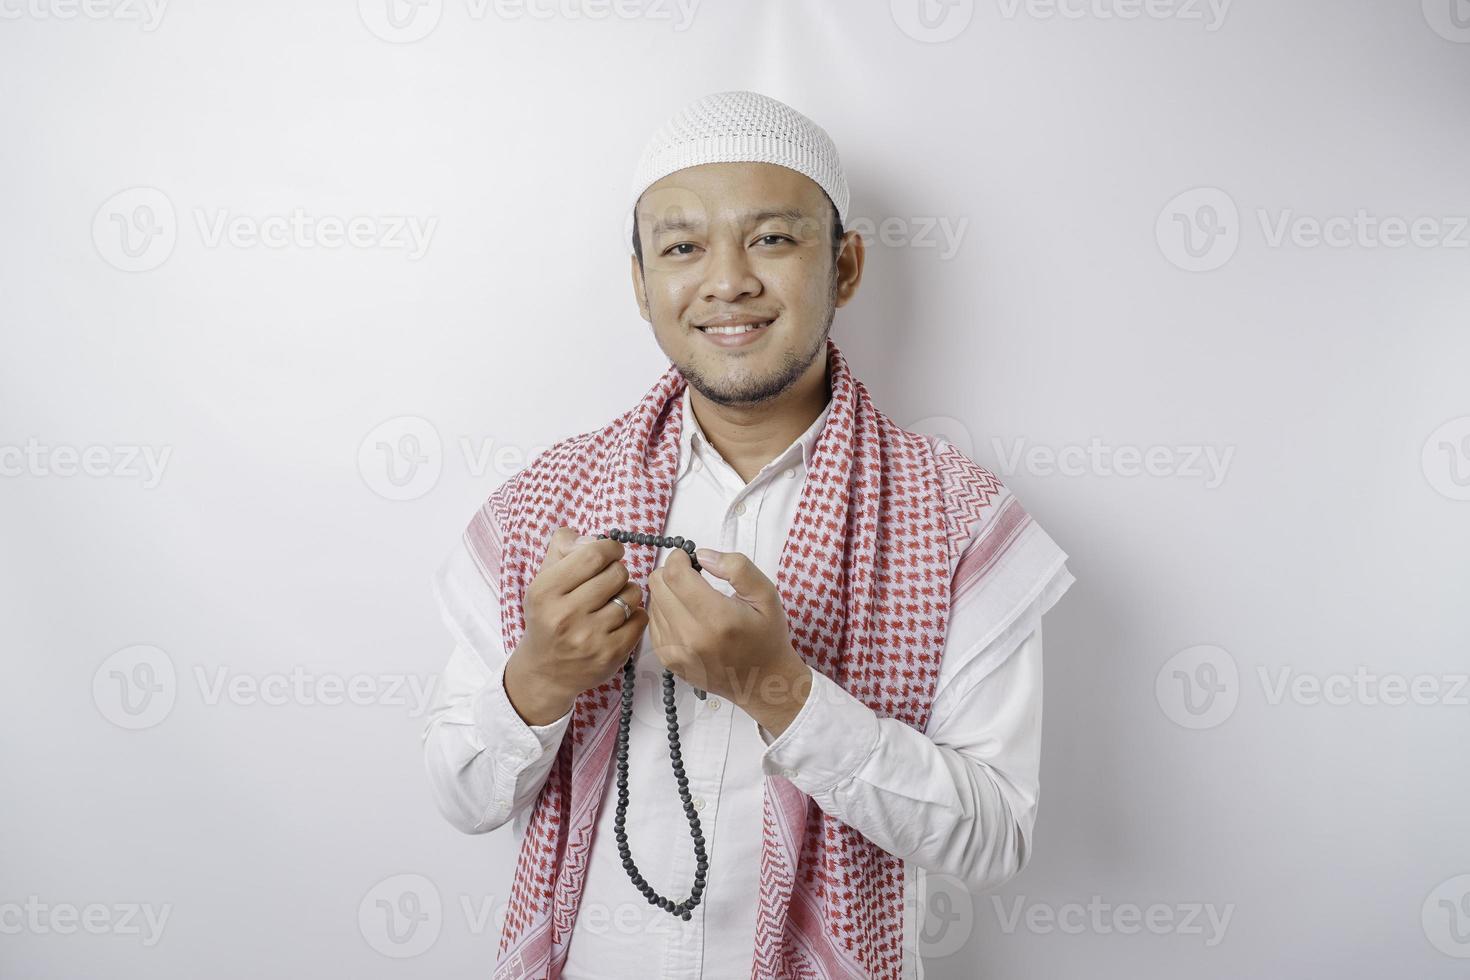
{"left": 695, "top": 314, "right": 777, "bottom": 337}
{"left": 696, "top": 320, "right": 773, "bottom": 336}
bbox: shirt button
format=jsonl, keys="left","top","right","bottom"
{"left": 783, "top": 468, "right": 795, "bottom": 479}
{"left": 733, "top": 501, "right": 746, "bottom": 516}
{"left": 706, "top": 697, "right": 722, "bottom": 711}
{"left": 692, "top": 797, "right": 706, "bottom": 811}
{"left": 692, "top": 458, "right": 703, "bottom": 472}
{"left": 780, "top": 767, "right": 798, "bottom": 779}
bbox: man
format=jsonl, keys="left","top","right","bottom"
{"left": 422, "top": 90, "right": 1075, "bottom": 980}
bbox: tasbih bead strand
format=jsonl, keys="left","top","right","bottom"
{"left": 599, "top": 527, "right": 710, "bottom": 919}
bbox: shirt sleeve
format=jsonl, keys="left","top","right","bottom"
{"left": 757, "top": 623, "right": 1044, "bottom": 895}
{"left": 420, "top": 576, "right": 573, "bottom": 834}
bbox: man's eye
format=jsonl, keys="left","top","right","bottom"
{"left": 663, "top": 243, "right": 697, "bottom": 256}
{"left": 756, "top": 234, "right": 793, "bottom": 246}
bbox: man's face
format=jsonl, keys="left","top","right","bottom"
{"left": 631, "top": 162, "right": 857, "bottom": 407}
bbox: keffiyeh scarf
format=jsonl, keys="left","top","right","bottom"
{"left": 457, "top": 339, "right": 1009, "bottom": 979}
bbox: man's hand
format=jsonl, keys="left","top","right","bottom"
{"left": 504, "top": 527, "right": 650, "bottom": 726}
{"left": 647, "top": 548, "right": 813, "bottom": 737}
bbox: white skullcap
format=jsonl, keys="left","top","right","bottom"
{"left": 628, "top": 90, "right": 850, "bottom": 251}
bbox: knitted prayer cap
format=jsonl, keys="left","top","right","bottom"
{"left": 628, "top": 90, "right": 850, "bottom": 252}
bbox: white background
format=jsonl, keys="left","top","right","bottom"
{"left": 3, "top": 1, "right": 1468, "bottom": 977}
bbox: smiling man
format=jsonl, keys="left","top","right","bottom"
{"left": 422, "top": 91, "right": 1076, "bottom": 980}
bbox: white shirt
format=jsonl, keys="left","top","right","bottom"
{"left": 423, "top": 384, "right": 1074, "bottom": 979}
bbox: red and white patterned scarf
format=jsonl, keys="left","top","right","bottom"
{"left": 460, "top": 338, "right": 1005, "bottom": 979}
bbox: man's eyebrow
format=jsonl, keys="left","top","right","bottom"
{"left": 649, "top": 207, "right": 811, "bottom": 237}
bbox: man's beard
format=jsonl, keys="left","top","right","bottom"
{"left": 680, "top": 287, "right": 836, "bottom": 409}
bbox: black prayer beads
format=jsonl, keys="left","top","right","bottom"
{"left": 597, "top": 527, "right": 709, "bottom": 920}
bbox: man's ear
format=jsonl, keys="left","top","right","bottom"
{"left": 630, "top": 253, "right": 651, "bottom": 324}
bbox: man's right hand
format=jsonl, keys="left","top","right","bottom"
{"left": 503, "top": 527, "right": 649, "bottom": 726}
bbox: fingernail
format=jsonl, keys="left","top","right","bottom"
{"left": 575, "top": 535, "right": 596, "bottom": 545}
{"left": 695, "top": 548, "right": 721, "bottom": 570}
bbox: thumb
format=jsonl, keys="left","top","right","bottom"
{"left": 695, "top": 549, "right": 772, "bottom": 605}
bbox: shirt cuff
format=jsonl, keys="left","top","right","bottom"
{"left": 473, "top": 662, "right": 572, "bottom": 773}
{"left": 758, "top": 668, "right": 882, "bottom": 800}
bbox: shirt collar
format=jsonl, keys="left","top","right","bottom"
{"left": 676, "top": 383, "right": 834, "bottom": 481}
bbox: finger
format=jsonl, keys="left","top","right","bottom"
{"left": 650, "top": 563, "right": 698, "bottom": 633}
{"left": 543, "top": 536, "right": 624, "bottom": 597}
{"left": 646, "top": 580, "right": 673, "bottom": 661}
{"left": 649, "top": 568, "right": 711, "bottom": 692}
{"left": 566, "top": 557, "right": 631, "bottom": 614}
{"left": 692, "top": 548, "right": 771, "bottom": 606}
{"left": 592, "top": 580, "right": 644, "bottom": 634}
{"left": 606, "top": 604, "right": 649, "bottom": 661}
{"left": 660, "top": 548, "right": 728, "bottom": 622}
{"left": 540, "top": 526, "right": 580, "bottom": 570}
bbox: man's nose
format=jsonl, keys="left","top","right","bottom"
{"left": 701, "top": 239, "right": 761, "bottom": 302}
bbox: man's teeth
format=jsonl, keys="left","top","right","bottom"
{"left": 702, "top": 321, "right": 771, "bottom": 335}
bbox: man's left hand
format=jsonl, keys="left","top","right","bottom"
{"left": 646, "top": 547, "right": 813, "bottom": 736}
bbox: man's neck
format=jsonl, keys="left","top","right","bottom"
{"left": 688, "top": 361, "right": 830, "bottom": 485}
